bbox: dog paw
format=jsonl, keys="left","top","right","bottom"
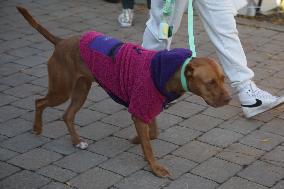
{"left": 32, "top": 129, "right": 42, "bottom": 135}
{"left": 75, "top": 141, "right": 88, "bottom": 150}
{"left": 151, "top": 164, "right": 171, "bottom": 177}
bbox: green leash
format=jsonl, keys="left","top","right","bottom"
{"left": 180, "top": 0, "right": 196, "bottom": 92}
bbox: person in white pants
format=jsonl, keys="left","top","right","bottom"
{"left": 142, "top": 0, "right": 284, "bottom": 118}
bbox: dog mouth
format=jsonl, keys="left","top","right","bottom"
{"left": 205, "top": 98, "right": 231, "bottom": 108}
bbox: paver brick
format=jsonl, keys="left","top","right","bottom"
{"left": 203, "top": 106, "right": 241, "bottom": 120}
{"left": 185, "top": 93, "right": 208, "bottom": 106}
{"left": 11, "top": 96, "right": 37, "bottom": 110}
{"left": 41, "top": 120, "right": 71, "bottom": 139}
{"left": 101, "top": 110, "right": 133, "bottom": 128}
{"left": 7, "top": 46, "right": 43, "bottom": 58}
{"left": 0, "top": 161, "right": 20, "bottom": 180}
{"left": 199, "top": 128, "right": 243, "bottom": 148}
{"left": 0, "top": 132, "right": 49, "bottom": 153}
{"left": 0, "top": 118, "right": 32, "bottom": 137}
{"left": 54, "top": 150, "right": 107, "bottom": 173}
{"left": 37, "top": 164, "right": 77, "bottom": 182}
{"left": 21, "top": 108, "right": 62, "bottom": 124}
{"left": 0, "top": 170, "right": 50, "bottom": 189}
{"left": 165, "top": 101, "right": 206, "bottom": 118}
{"left": 75, "top": 108, "right": 106, "bottom": 126}
{"left": 146, "top": 155, "right": 198, "bottom": 180}
{"left": 1, "top": 38, "right": 33, "bottom": 50}
{"left": 4, "top": 83, "right": 45, "bottom": 98}
{"left": 89, "top": 136, "right": 133, "bottom": 157}
{"left": 0, "top": 73, "right": 37, "bottom": 87}
{"left": 0, "top": 53, "right": 19, "bottom": 64}
{"left": 0, "top": 93, "right": 18, "bottom": 106}
{"left": 217, "top": 143, "right": 264, "bottom": 165}
{"left": 238, "top": 160, "right": 284, "bottom": 187}
{"left": 21, "top": 64, "right": 48, "bottom": 77}
{"left": 41, "top": 182, "right": 73, "bottom": 189}
{"left": 240, "top": 130, "right": 284, "bottom": 151}
{"left": 0, "top": 84, "right": 10, "bottom": 92}
{"left": 0, "top": 134, "right": 8, "bottom": 142}
{"left": 8, "top": 148, "right": 62, "bottom": 170}
{"left": 113, "top": 125, "right": 136, "bottom": 140}
{"left": 191, "top": 157, "right": 242, "bottom": 183}
{"left": 87, "top": 86, "right": 109, "bottom": 102}
{"left": 0, "top": 147, "right": 19, "bottom": 161}
{"left": 43, "top": 135, "right": 79, "bottom": 155}
{"left": 261, "top": 146, "right": 284, "bottom": 167}
{"left": 179, "top": 114, "right": 224, "bottom": 132}
{"left": 173, "top": 140, "right": 221, "bottom": 163}
{"left": 261, "top": 118, "right": 284, "bottom": 136}
{"left": 219, "top": 116, "right": 263, "bottom": 135}
{"left": 159, "top": 125, "right": 202, "bottom": 145}
{"left": 164, "top": 173, "right": 219, "bottom": 189}
{"left": 218, "top": 177, "right": 268, "bottom": 189}
{"left": 78, "top": 121, "right": 120, "bottom": 141}
{"left": 129, "top": 139, "right": 178, "bottom": 158}
{"left": 156, "top": 112, "right": 183, "bottom": 130}
{"left": 115, "top": 170, "right": 169, "bottom": 189}
{"left": 0, "top": 105, "right": 27, "bottom": 123}
{"left": 70, "top": 167, "right": 123, "bottom": 189}
{"left": 30, "top": 76, "right": 48, "bottom": 87}
{"left": 272, "top": 180, "right": 284, "bottom": 189}
{"left": 100, "top": 152, "right": 146, "bottom": 176}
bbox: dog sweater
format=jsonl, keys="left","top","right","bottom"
{"left": 80, "top": 31, "right": 192, "bottom": 123}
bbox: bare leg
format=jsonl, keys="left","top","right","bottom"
{"left": 132, "top": 116, "right": 170, "bottom": 177}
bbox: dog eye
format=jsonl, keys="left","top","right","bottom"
{"left": 206, "top": 79, "right": 215, "bottom": 87}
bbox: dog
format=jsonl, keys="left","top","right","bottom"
{"left": 16, "top": 6, "right": 231, "bottom": 177}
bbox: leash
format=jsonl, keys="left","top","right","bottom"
{"left": 181, "top": 0, "right": 196, "bottom": 92}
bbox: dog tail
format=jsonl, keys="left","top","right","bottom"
{"left": 16, "top": 6, "right": 61, "bottom": 45}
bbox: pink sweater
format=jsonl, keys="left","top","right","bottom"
{"left": 80, "top": 31, "right": 165, "bottom": 123}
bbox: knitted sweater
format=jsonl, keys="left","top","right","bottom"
{"left": 80, "top": 31, "right": 192, "bottom": 123}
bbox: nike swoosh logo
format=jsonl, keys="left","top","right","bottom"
{"left": 241, "top": 99, "right": 262, "bottom": 108}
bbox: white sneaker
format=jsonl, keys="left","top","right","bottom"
{"left": 238, "top": 81, "right": 284, "bottom": 118}
{"left": 118, "top": 9, "right": 134, "bottom": 27}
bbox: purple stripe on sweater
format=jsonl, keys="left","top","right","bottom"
{"left": 89, "top": 35, "right": 122, "bottom": 56}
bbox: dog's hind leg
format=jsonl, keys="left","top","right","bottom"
{"left": 33, "top": 56, "right": 71, "bottom": 135}
{"left": 131, "top": 119, "right": 159, "bottom": 144}
{"left": 63, "top": 77, "right": 92, "bottom": 149}
{"left": 33, "top": 92, "right": 69, "bottom": 135}
{"left": 33, "top": 97, "right": 48, "bottom": 135}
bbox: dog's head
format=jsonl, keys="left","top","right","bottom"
{"left": 185, "top": 57, "right": 231, "bottom": 107}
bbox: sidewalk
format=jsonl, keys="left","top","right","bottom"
{"left": 0, "top": 0, "right": 284, "bottom": 188}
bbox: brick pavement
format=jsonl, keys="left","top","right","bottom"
{"left": 0, "top": 0, "right": 284, "bottom": 188}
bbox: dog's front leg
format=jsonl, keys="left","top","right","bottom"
{"left": 132, "top": 116, "right": 170, "bottom": 177}
{"left": 131, "top": 118, "right": 159, "bottom": 144}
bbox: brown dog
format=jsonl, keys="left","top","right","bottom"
{"left": 17, "top": 6, "right": 231, "bottom": 177}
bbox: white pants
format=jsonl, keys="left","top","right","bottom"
{"left": 142, "top": 0, "right": 254, "bottom": 89}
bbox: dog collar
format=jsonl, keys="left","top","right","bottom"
{"left": 180, "top": 58, "right": 191, "bottom": 92}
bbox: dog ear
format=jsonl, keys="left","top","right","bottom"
{"left": 185, "top": 63, "right": 194, "bottom": 78}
